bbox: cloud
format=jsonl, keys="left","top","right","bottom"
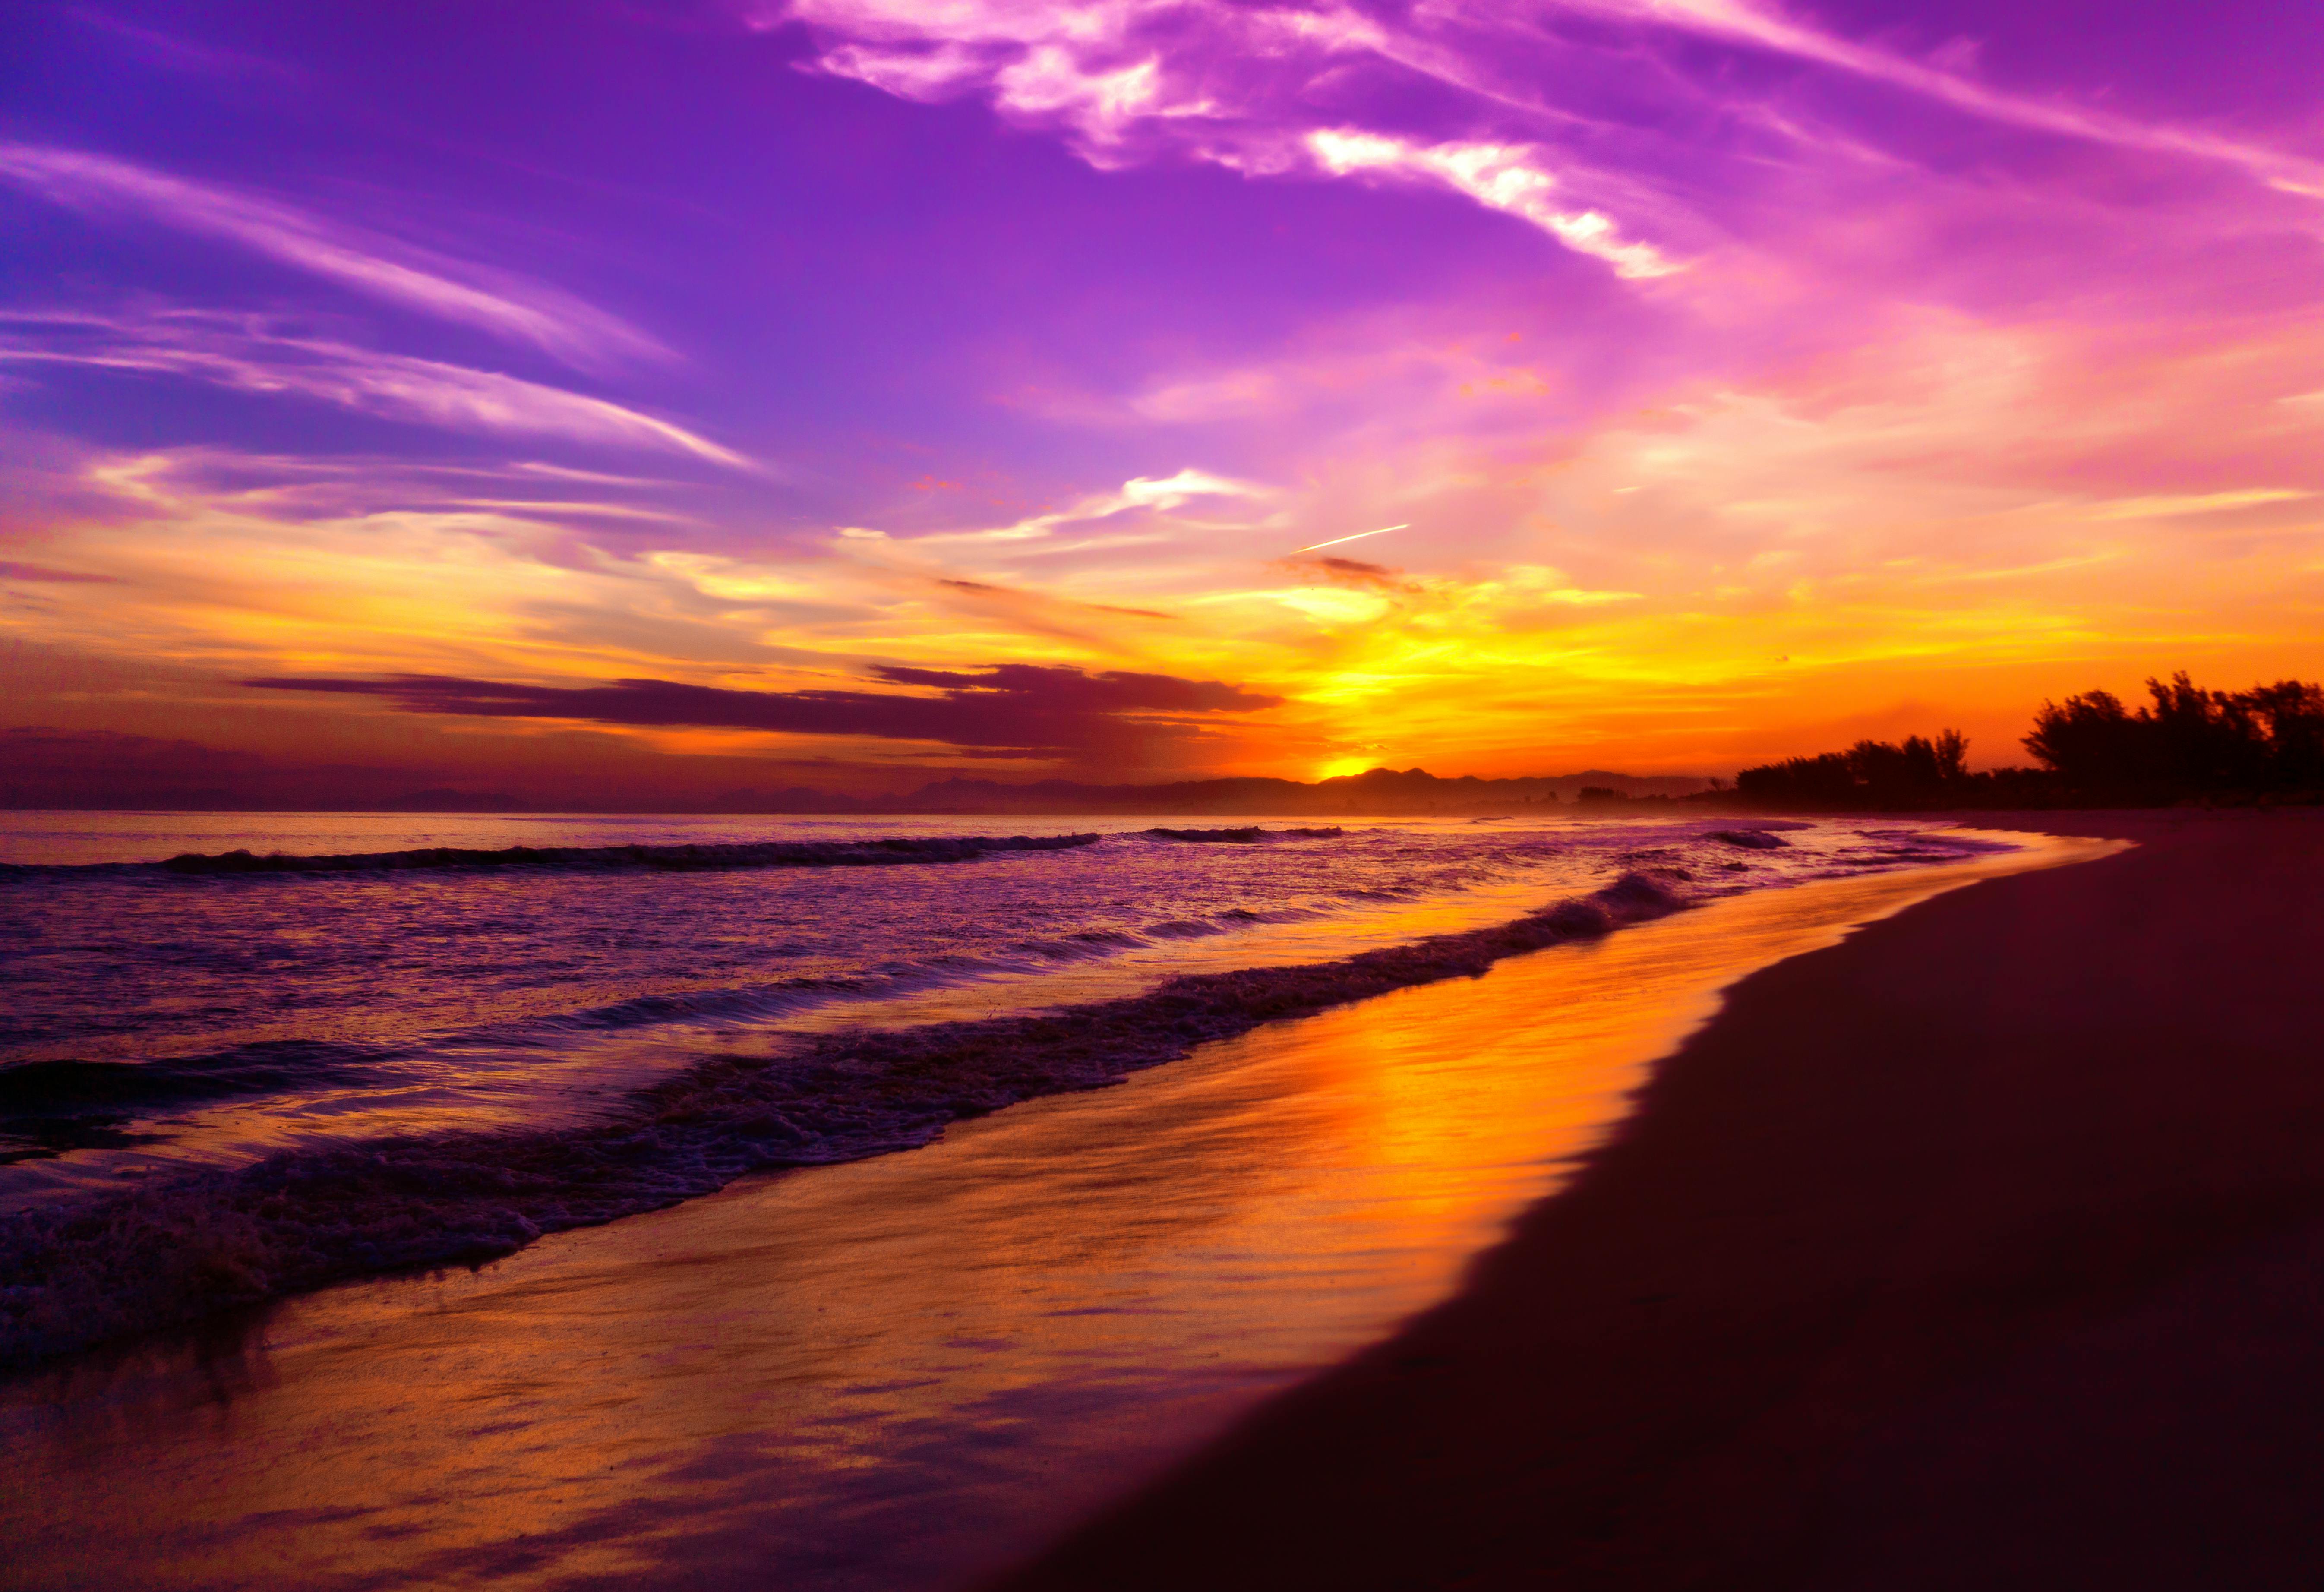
{"left": 1280, "top": 555, "right": 1415, "bottom": 592}
{"left": 769, "top": 0, "right": 2319, "bottom": 291}
{"left": 934, "top": 575, "right": 1169, "bottom": 618}
{"left": 0, "top": 312, "right": 749, "bottom": 465}
{"left": 0, "top": 445, "right": 1261, "bottom": 754}
{"left": 869, "top": 661, "right": 1273, "bottom": 711}
{"left": 1547, "top": 0, "right": 2324, "bottom": 194}
{"left": 1307, "top": 131, "right": 1674, "bottom": 278}
{"left": 772, "top": 0, "right": 1680, "bottom": 276}
{"left": 0, "top": 145, "right": 666, "bottom": 370}
{"left": 243, "top": 663, "right": 1282, "bottom": 758}
{"left": 775, "top": 0, "right": 1381, "bottom": 154}
{"left": 905, "top": 467, "right": 1261, "bottom": 544}
{"left": 2075, "top": 490, "right": 2315, "bottom": 523}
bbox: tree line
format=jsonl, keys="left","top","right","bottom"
{"left": 1729, "top": 672, "right": 2324, "bottom": 810}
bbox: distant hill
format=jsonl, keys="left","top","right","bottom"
{"left": 710, "top": 766, "right": 1710, "bottom": 816}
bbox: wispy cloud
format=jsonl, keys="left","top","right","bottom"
{"left": 2075, "top": 490, "right": 2315, "bottom": 522}
{"left": 772, "top": 0, "right": 1683, "bottom": 277}
{"left": 1307, "top": 131, "right": 1675, "bottom": 278}
{"left": 904, "top": 467, "right": 1261, "bottom": 545}
{"left": 0, "top": 145, "right": 668, "bottom": 370}
{"left": 4, "top": 446, "right": 1244, "bottom": 741}
{"left": 1542, "top": 0, "right": 2324, "bottom": 194}
{"left": 0, "top": 311, "right": 749, "bottom": 466}
{"left": 770, "top": 0, "right": 2321, "bottom": 288}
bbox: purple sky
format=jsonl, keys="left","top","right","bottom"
{"left": 3, "top": 0, "right": 2321, "bottom": 802}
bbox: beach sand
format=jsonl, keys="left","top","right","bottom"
{"left": 995, "top": 811, "right": 2324, "bottom": 1592}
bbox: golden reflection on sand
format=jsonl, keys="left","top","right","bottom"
{"left": 1, "top": 832, "right": 2113, "bottom": 1591}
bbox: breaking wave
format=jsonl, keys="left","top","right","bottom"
{"left": 0, "top": 831, "right": 1105, "bottom": 880}
{"left": 0, "top": 870, "right": 1691, "bottom": 1372}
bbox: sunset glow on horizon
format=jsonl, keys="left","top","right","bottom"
{"left": 5, "top": 0, "right": 2321, "bottom": 804}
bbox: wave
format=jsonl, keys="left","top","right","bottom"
{"left": 0, "top": 1042, "right": 405, "bottom": 1169}
{"left": 0, "top": 895, "right": 1371, "bottom": 1129}
{"left": 1142, "top": 826, "right": 1344, "bottom": 843}
{"left": 0, "top": 1042, "right": 379, "bottom": 1116}
{"left": 0, "top": 870, "right": 1692, "bottom": 1373}
{"left": 0, "top": 832, "right": 1104, "bottom": 881}
{"left": 1708, "top": 829, "right": 1792, "bottom": 850}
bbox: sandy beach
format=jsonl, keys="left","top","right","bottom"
{"left": 995, "top": 809, "right": 2324, "bottom": 1590}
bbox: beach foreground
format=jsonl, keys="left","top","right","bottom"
{"left": 0, "top": 828, "right": 2069, "bottom": 1591}
{"left": 997, "top": 810, "right": 2324, "bottom": 1592}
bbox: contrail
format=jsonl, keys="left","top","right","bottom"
{"left": 1291, "top": 523, "right": 1409, "bottom": 554}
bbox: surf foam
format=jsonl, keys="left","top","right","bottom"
{"left": 0, "top": 871, "right": 1689, "bottom": 1371}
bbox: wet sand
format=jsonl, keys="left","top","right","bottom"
{"left": 996, "top": 810, "right": 2324, "bottom": 1592}
{"left": 0, "top": 838, "right": 2087, "bottom": 1591}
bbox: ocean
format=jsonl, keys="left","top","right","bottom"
{"left": 1, "top": 809, "right": 2087, "bottom": 1590}
{"left": 0, "top": 810, "right": 2009, "bottom": 1370}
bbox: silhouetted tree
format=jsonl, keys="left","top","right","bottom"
{"left": 1734, "top": 731, "right": 1974, "bottom": 809}
{"left": 2021, "top": 689, "right": 2143, "bottom": 792}
{"left": 2024, "top": 673, "right": 2324, "bottom": 800}
{"left": 2245, "top": 680, "right": 2324, "bottom": 787}
{"left": 1725, "top": 670, "right": 2323, "bottom": 810}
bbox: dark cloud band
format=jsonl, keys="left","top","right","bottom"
{"left": 243, "top": 665, "right": 1282, "bottom": 756}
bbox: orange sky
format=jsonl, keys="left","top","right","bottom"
{"left": 5, "top": 4, "right": 2321, "bottom": 802}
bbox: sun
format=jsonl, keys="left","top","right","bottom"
{"left": 1315, "top": 755, "right": 1381, "bottom": 781}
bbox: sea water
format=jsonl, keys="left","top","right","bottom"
{"left": 0, "top": 811, "right": 2100, "bottom": 1592}
{"left": 0, "top": 811, "right": 2007, "bottom": 1367}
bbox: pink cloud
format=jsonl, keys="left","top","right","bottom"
{"left": 767, "top": 0, "right": 2322, "bottom": 296}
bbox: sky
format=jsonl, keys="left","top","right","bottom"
{"left": 3, "top": 0, "right": 2321, "bottom": 804}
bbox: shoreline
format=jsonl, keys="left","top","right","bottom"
{"left": 0, "top": 836, "right": 2080, "bottom": 1589}
{"left": 992, "top": 809, "right": 2324, "bottom": 1590}
{"left": 0, "top": 860, "right": 1709, "bottom": 1371}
